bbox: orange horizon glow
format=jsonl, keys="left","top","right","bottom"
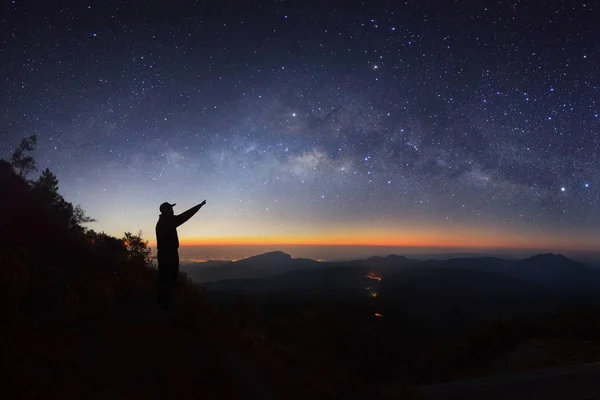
{"left": 147, "top": 231, "right": 598, "bottom": 252}
{"left": 144, "top": 218, "right": 600, "bottom": 254}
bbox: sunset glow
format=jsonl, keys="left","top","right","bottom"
{"left": 156, "top": 223, "right": 599, "bottom": 252}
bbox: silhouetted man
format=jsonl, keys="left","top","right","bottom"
{"left": 155, "top": 200, "right": 206, "bottom": 310}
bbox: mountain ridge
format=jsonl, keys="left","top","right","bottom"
{"left": 182, "top": 251, "right": 595, "bottom": 290}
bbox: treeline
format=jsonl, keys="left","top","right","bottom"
{"left": 0, "top": 135, "right": 160, "bottom": 329}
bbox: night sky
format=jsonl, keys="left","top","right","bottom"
{"left": 1, "top": 1, "right": 599, "bottom": 260}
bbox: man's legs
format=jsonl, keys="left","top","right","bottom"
{"left": 165, "top": 261, "right": 179, "bottom": 310}
{"left": 157, "top": 251, "right": 169, "bottom": 307}
{"left": 160, "top": 250, "right": 179, "bottom": 310}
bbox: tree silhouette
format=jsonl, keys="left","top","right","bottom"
{"left": 30, "top": 164, "right": 95, "bottom": 231}
{"left": 10, "top": 135, "right": 37, "bottom": 178}
{"left": 124, "top": 230, "right": 154, "bottom": 267}
{"left": 31, "top": 168, "right": 61, "bottom": 205}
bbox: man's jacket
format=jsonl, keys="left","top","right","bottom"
{"left": 155, "top": 204, "right": 201, "bottom": 250}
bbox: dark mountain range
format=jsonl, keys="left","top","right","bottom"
{"left": 185, "top": 251, "right": 598, "bottom": 289}
{"left": 196, "top": 251, "right": 600, "bottom": 345}
{"left": 183, "top": 252, "right": 421, "bottom": 284}
{"left": 381, "top": 265, "right": 536, "bottom": 298}
{"left": 181, "top": 251, "right": 322, "bottom": 283}
{"left": 188, "top": 252, "right": 600, "bottom": 312}
{"left": 408, "top": 252, "right": 518, "bottom": 261}
{"left": 431, "top": 253, "right": 600, "bottom": 293}
{"left": 326, "top": 254, "right": 415, "bottom": 269}
{"left": 204, "top": 266, "right": 370, "bottom": 297}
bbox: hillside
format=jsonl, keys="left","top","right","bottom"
{"left": 0, "top": 140, "right": 352, "bottom": 400}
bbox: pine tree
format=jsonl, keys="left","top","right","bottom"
{"left": 10, "top": 135, "right": 37, "bottom": 178}
{"left": 31, "top": 168, "right": 61, "bottom": 205}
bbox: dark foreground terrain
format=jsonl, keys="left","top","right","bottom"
{"left": 418, "top": 361, "right": 600, "bottom": 400}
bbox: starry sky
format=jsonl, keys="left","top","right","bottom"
{"left": 1, "top": 0, "right": 599, "bottom": 260}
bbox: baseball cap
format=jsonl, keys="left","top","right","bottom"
{"left": 159, "top": 202, "right": 176, "bottom": 213}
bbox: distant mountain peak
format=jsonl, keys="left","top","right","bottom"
{"left": 263, "top": 250, "right": 291, "bottom": 258}
{"left": 367, "top": 254, "right": 408, "bottom": 261}
{"left": 386, "top": 254, "right": 408, "bottom": 260}
{"left": 519, "top": 253, "right": 589, "bottom": 272}
{"left": 523, "top": 253, "right": 570, "bottom": 262}
{"left": 242, "top": 251, "right": 292, "bottom": 262}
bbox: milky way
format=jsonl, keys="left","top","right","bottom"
{"left": 1, "top": 1, "right": 599, "bottom": 254}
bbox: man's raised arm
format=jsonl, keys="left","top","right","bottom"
{"left": 174, "top": 200, "right": 206, "bottom": 227}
